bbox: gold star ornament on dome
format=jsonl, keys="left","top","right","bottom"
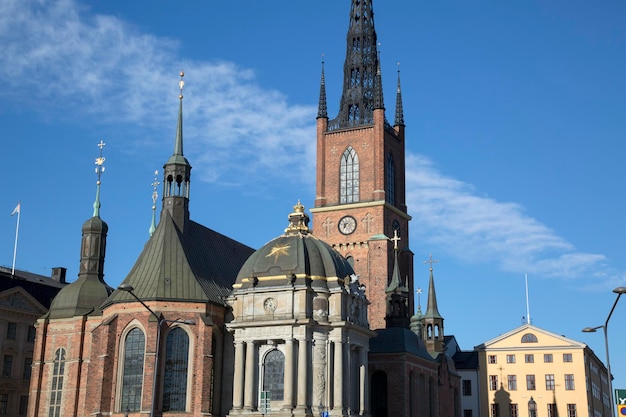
{"left": 266, "top": 244, "right": 290, "bottom": 263}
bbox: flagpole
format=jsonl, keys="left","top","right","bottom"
{"left": 11, "top": 203, "right": 20, "bottom": 276}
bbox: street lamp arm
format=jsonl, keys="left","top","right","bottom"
{"left": 117, "top": 284, "right": 161, "bottom": 322}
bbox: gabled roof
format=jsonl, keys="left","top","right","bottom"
{"left": 475, "top": 323, "right": 586, "bottom": 351}
{"left": 103, "top": 212, "right": 254, "bottom": 307}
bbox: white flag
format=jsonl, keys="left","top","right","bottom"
{"left": 11, "top": 202, "right": 20, "bottom": 216}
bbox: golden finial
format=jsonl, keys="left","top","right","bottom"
{"left": 285, "top": 200, "right": 311, "bottom": 234}
{"left": 179, "top": 70, "right": 185, "bottom": 99}
{"left": 95, "top": 140, "right": 106, "bottom": 184}
{"left": 151, "top": 170, "right": 160, "bottom": 209}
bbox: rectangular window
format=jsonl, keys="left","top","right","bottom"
{"left": 464, "top": 410, "right": 473, "bottom": 417}
{"left": 488, "top": 355, "right": 497, "bottom": 364}
{"left": 489, "top": 375, "right": 498, "bottom": 391}
{"left": 0, "top": 394, "right": 7, "bottom": 415}
{"left": 2, "top": 355, "right": 12, "bottom": 378}
{"left": 510, "top": 404, "right": 519, "bottom": 417}
{"left": 23, "top": 358, "right": 32, "bottom": 380}
{"left": 6, "top": 323, "right": 16, "bottom": 340}
{"left": 506, "top": 354, "right": 516, "bottom": 364}
{"left": 544, "top": 353, "right": 553, "bottom": 363}
{"left": 508, "top": 375, "right": 517, "bottom": 390}
{"left": 491, "top": 403, "right": 500, "bottom": 417}
{"left": 565, "top": 374, "right": 575, "bottom": 390}
{"left": 563, "top": 353, "right": 573, "bottom": 362}
{"left": 525, "top": 354, "right": 534, "bottom": 363}
{"left": 545, "top": 374, "right": 555, "bottom": 390}
{"left": 27, "top": 326, "right": 36, "bottom": 343}
{"left": 548, "top": 403, "right": 557, "bottom": 417}
{"left": 526, "top": 374, "right": 536, "bottom": 390}
{"left": 19, "top": 395, "right": 28, "bottom": 416}
{"left": 462, "top": 379, "right": 472, "bottom": 396}
{"left": 567, "top": 404, "right": 577, "bottom": 417}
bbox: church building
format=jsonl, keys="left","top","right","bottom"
{"left": 27, "top": 1, "right": 461, "bottom": 417}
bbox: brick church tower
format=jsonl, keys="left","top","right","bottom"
{"left": 311, "top": 0, "right": 413, "bottom": 330}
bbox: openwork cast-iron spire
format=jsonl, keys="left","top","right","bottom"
{"left": 328, "top": 0, "right": 380, "bottom": 131}
{"left": 394, "top": 65, "right": 405, "bottom": 126}
{"left": 317, "top": 59, "right": 328, "bottom": 119}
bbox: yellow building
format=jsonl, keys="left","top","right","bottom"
{"left": 476, "top": 323, "right": 611, "bottom": 417}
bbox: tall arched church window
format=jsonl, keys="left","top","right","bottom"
{"left": 386, "top": 153, "right": 395, "bottom": 205}
{"left": 121, "top": 328, "right": 145, "bottom": 412}
{"left": 340, "top": 146, "right": 360, "bottom": 204}
{"left": 163, "top": 328, "right": 190, "bottom": 412}
{"left": 48, "top": 348, "right": 66, "bottom": 417}
{"left": 263, "top": 350, "right": 285, "bottom": 402}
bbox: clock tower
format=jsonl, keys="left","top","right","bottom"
{"left": 310, "top": 0, "right": 413, "bottom": 330}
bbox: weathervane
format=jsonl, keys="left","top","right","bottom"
{"left": 151, "top": 170, "right": 160, "bottom": 209}
{"left": 95, "top": 140, "right": 106, "bottom": 183}
{"left": 92, "top": 140, "right": 106, "bottom": 218}
{"left": 179, "top": 70, "right": 184, "bottom": 99}
{"left": 149, "top": 169, "right": 160, "bottom": 237}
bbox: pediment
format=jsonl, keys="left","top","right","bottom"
{"left": 0, "top": 287, "right": 47, "bottom": 315}
{"left": 476, "top": 324, "right": 585, "bottom": 350}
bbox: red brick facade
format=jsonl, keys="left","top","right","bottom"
{"left": 28, "top": 301, "right": 228, "bottom": 417}
{"left": 312, "top": 109, "right": 414, "bottom": 330}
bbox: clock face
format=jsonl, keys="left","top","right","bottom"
{"left": 338, "top": 215, "right": 357, "bottom": 235}
{"left": 263, "top": 297, "right": 277, "bottom": 312}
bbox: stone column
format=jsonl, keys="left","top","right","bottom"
{"left": 359, "top": 348, "right": 368, "bottom": 415}
{"left": 232, "top": 340, "right": 244, "bottom": 410}
{"left": 296, "top": 338, "right": 308, "bottom": 411}
{"left": 244, "top": 341, "right": 255, "bottom": 411}
{"left": 283, "top": 339, "right": 294, "bottom": 410}
{"left": 333, "top": 341, "right": 343, "bottom": 413}
{"left": 312, "top": 333, "right": 328, "bottom": 414}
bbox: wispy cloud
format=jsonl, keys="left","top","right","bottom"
{"left": 0, "top": 0, "right": 618, "bottom": 286}
{"left": 406, "top": 153, "right": 609, "bottom": 282}
{"left": 0, "top": 0, "right": 317, "bottom": 185}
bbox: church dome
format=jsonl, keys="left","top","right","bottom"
{"left": 234, "top": 202, "right": 355, "bottom": 291}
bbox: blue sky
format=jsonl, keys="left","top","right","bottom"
{"left": 2, "top": 0, "right": 626, "bottom": 392}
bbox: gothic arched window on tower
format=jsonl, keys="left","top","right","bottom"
{"left": 163, "top": 327, "right": 190, "bottom": 412}
{"left": 263, "top": 349, "right": 285, "bottom": 402}
{"left": 340, "top": 146, "right": 360, "bottom": 204}
{"left": 120, "top": 328, "right": 145, "bottom": 412}
{"left": 386, "top": 153, "right": 395, "bottom": 205}
{"left": 48, "top": 348, "right": 66, "bottom": 417}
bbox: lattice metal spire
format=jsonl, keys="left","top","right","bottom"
{"left": 394, "top": 62, "right": 405, "bottom": 126}
{"left": 328, "top": 0, "right": 380, "bottom": 130}
{"left": 317, "top": 56, "right": 328, "bottom": 119}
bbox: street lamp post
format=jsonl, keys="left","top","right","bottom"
{"left": 118, "top": 284, "right": 195, "bottom": 417}
{"left": 582, "top": 286, "right": 626, "bottom": 417}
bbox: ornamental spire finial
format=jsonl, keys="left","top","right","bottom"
{"left": 149, "top": 170, "right": 160, "bottom": 236}
{"left": 93, "top": 140, "right": 106, "bottom": 217}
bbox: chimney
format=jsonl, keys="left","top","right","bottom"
{"left": 51, "top": 267, "right": 67, "bottom": 283}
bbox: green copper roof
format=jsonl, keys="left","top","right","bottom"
{"left": 423, "top": 268, "right": 443, "bottom": 320}
{"left": 104, "top": 211, "right": 254, "bottom": 307}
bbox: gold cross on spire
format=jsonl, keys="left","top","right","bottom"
{"left": 423, "top": 254, "right": 439, "bottom": 271}
{"left": 390, "top": 229, "right": 401, "bottom": 250}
